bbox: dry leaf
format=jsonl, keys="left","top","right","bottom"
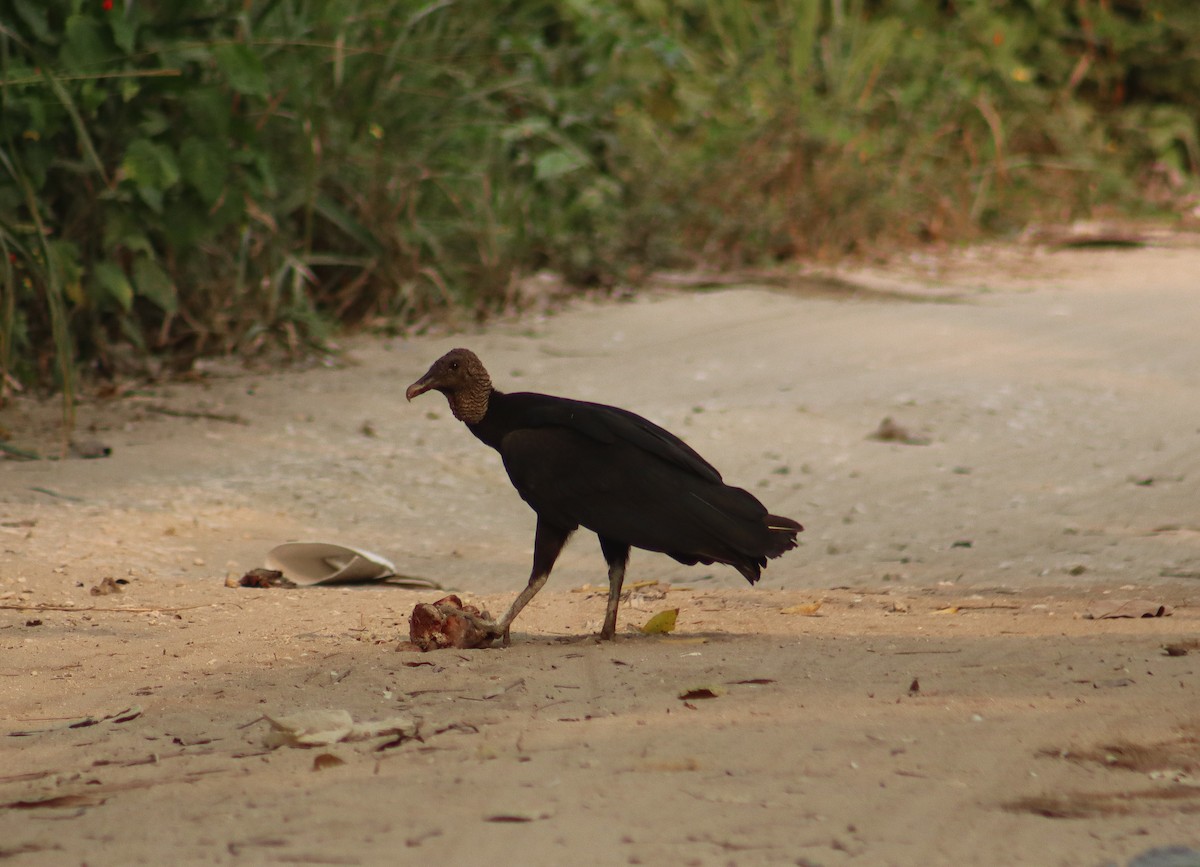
{"left": 264, "top": 710, "right": 355, "bottom": 747}
{"left": 312, "top": 753, "right": 345, "bottom": 771}
{"left": 679, "top": 686, "right": 723, "bottom": 700}
{"left": 868, "top": 417, "right": 930, "bottom": 445}
{"left": 236, "top": 568, "right": 295, "bottom": 589}
{"left": 2, "top": 793, "right": 107, "bottom": 810}
{"left": 1085, "top": 600, "right": 1173, "bottom": 620}
{"left": 8, "top": 705, "right": 142, "bottom": 737}
{"left": 485, "top": 810, "right": 552, "bottom": 823}
{"left": 1163, "top": 639, "right": 1200, "bottom": 657}
{"left": 934, "top": 606, "right": 960, "bottom": 615}
{"left": 782, "top": 602, "right": 822, "bottom": 616}
{"left": 478, "top": 678, "right": 525, "bottom": 700}
{"left": 344, "top": 716, "right": 418, "bottom": 742}
{"left": 263, "top": 710, "right": 417, "bottom": 748}
{"left": 90, "top": 577, "right": 122, "bottom": 596}
{"left": 640, "top": 608, "right": 679, "bottom": 635}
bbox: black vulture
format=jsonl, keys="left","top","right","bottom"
{"left": 406, "top": 348, "right": 803, "bottom": 644}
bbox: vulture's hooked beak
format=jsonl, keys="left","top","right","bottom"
{"left": 405, "top": 376, "right": 434, "bottom": 402}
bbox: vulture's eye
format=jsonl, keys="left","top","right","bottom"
{"left": 449, "top": 361, "right": 460, "bottom": 371}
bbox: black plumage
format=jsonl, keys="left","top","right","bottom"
{"left": 406, "top": 348, "right": 803, "bottom": 644}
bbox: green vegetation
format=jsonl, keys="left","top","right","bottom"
{"left": 2, "top": 0, "right": 1198, "bottom": 417}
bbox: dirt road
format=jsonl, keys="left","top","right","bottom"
{"left": 2, "top": 243, "right": 1199, "bottom": 865}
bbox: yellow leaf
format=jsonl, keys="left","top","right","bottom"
{"left": 641, "top": 608, "right": 679, "bottom": 635}
{"left": 781, "top": 602, "right": 822, "bottom": 616}
{"left": 934, "top": 606, "right": 960, "bottom": 614}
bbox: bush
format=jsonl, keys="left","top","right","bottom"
{"left": 2, "top": 0, "right": 1197, "bottom": 417}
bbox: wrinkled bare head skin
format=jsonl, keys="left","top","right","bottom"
{"left": 405, "top": 348, "right": 493, "bottom": 423}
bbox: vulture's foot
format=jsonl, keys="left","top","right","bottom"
{"left": 483, "top": 622, "right": 512, "bottom": 648}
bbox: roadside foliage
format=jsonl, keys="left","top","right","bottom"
{"left": 1, "top": 0, "right": 1197, "bottom": 415}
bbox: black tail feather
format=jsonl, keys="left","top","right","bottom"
{"left": 763, "top": 513, "right": 803, "bottom": 559}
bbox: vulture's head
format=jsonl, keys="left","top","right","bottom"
{"left": 406, "top": 348, "right": 493, "bottom": 423}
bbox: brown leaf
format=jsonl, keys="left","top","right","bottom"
{"left": 90, "top": 576, "right": 122, "bottom": 596}
{"left": 484, "top": 810, "right": 551, "bottom": 823}
{"left": 868, "top": 417, "right": 930, "bottom": 445}
{"left": 312, "top": 753, "right": 345, "bottom": 771}
{"left": 2, "top": 793, "right": 106, "bottom": 810}
{"left": 679, "top": 686, "right": 723, "bottom": 701}
{"left": 8, "top": 705, "right": 142, "bottom": 736}
{"left": 1163, "top": 639, "right": 1200, "bottom": 657}
{"left": 237, "top": 568, "right": 296, "bottom": 589}
{"left": 1085, "top": 600, "right": 1173, "bottom": 620}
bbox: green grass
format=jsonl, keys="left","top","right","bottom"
{"left": 1, "top": 0, "right": 1198, "bottom": 426}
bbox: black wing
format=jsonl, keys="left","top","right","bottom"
{"left": 491, "top": 392, "right": 723, "bottom": 484}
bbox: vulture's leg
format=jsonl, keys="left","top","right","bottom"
{"left": 598, "top": 537, "right": 631, "bottom": 640}
{"left": 496, "top": 518, "right": 573, "bottom": 646}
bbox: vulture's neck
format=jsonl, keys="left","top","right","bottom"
{"left": 449, "top": 383, "right": 493, "bottom": 425}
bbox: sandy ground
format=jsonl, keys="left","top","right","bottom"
{"left": 2, "top": 242, "right": 1200, "bottom": 866}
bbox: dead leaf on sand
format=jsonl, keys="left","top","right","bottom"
{"left": 485, "top": 810, "right": 553, "bottom": 823}
{"left": 312, "top": 753, "right": 346, "bottom": 771}
{"left": 867, "top": 416, "right": 931, "bottom": 445}
{"left": 262, "top": 710, "right": 417, "bottom": 749}
{"left": 1006, "top": 787, "right": 1200, "bottom": 819}
{"left": 1084, "top": 600, "right": 1173, "bottom": 620}
{"left": 90, "top": 576, "right": 124, "bottom": 596}
{"left": 8, "top": 705, "right": 142, "bottom": 737}
{"left": 0, "top": 793, "right": 107, "bottom": 811}
{"left": 231, "top": 568, "right": 296, "bottom": 589}
{"left": 781, "top": 602, "right": 822, "bottom": 616}
{"left": 1163, "top": 639, "right": 1200, "bottom": 657}
{"left": 679, "top": 686, "right": 724, "bottom": 701}
{"left": 641, "top": 608, "right": 679, "bottom": 634}
{"left": 1012, "top": 729, "right": 1200, "bottom": 817}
